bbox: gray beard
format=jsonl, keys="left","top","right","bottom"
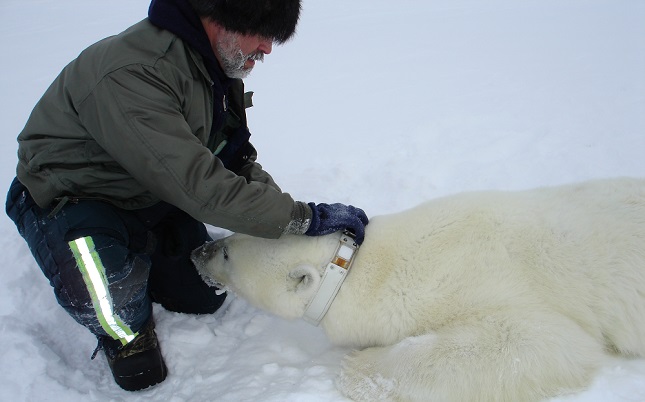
{"left": 216, "top": 34, "right": 264, "bottom": 79}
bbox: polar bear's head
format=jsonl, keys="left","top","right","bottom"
{"left": 191, "top": 233, "right": 340, "bottom": 319}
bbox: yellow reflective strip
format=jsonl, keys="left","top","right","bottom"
{"left": 69, "top": 237, "right": 136, "bottom": 345}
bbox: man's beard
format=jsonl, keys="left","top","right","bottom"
{"left": 216, "top": 32, "right": 264, "bottom": 79}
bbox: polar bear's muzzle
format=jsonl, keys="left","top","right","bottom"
{"left": 191, "top": 240, "right": 228, "bottom": 290}
{"left": 190, "top": 240, "right": 218, "bottom": 269}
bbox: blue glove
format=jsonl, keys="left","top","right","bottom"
{"left": 305, "top": 202, "right": 369, "bottom": 245}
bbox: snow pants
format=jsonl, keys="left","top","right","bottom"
{"left": 6, "top": 178, "right": 226, "bottom": 345}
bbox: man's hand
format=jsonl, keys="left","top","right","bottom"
{"left": 305, "top": 203, "right": 369, "bottom": 245}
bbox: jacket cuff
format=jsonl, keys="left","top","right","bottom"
{"left": 283, "top": 201, "right": 313, "bottom": 235}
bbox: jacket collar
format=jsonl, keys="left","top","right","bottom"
{"left": 148, "top": 0, "right": 231, "bottom": 86}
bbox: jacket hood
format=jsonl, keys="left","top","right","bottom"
{"left": 148, "top": 0, "right": 228, "bottom": 83}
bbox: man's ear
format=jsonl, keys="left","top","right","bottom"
{"left": 200, "top": 17, "right": 225, "bottom": 41}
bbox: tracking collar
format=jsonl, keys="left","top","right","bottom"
{"left": 303, "top": 231, "right": 359, "bottom": 326}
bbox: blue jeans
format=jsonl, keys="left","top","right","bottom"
{"left": 6, "top": 178, "right": 226, "bottom": 344}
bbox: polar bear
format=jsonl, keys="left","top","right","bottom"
{"left": 191, "top": 178, "right": 645, "bottom": 402}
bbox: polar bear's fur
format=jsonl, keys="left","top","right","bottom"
{"left": 191, "top": 178, "right": 645, "bottom": 402}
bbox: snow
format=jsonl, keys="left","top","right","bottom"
{"left": 1, "top": 0, "right": 644, "bottom": 401}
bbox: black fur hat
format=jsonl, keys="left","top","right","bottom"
{"left": 188, "top": 0, "right": 302, "bottom": 44}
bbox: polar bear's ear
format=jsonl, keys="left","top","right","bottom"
{"left": 287, "top": 265, "right": 321, "bottom": 299}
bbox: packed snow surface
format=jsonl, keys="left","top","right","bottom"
{"left": 1, "top": 0, "right": 644, "bottom": 401}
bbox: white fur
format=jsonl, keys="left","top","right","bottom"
{"left": 192, "top": 178, "right": 645, "bottom": 402}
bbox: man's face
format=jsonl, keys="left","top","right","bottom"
{"left": 214, "top": 30, "right": 273, "bottom": 79}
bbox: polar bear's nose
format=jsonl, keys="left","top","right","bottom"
{"left": 190, "top": 240, "right": 218, "bottom": 268}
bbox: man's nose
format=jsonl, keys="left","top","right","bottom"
{"left": 258, "top": 38, "right": 273, "bottom": 55}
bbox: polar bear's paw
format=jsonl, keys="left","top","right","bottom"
{"left": 338, "top": 349, "right": 398, "bottom": 402}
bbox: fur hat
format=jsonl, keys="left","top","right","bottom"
{"left": 188, "top": 0, "right": 302, "bottom": 44}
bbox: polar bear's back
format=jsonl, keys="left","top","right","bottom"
{"left": 377, "top": 177, "right": 645, "bottom": 266}
{"left": 388, "top": 177, "right": 645, "bottom": 237}
{"left": 336, "top": 178, "right": 645, "bottom": 352}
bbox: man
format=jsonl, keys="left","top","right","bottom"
{"left": 5, "top": 0, "right": 368, "bottom": 392}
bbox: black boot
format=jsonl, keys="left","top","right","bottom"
{"left": 102, "top": 319, "right": 168, "bottom": 391}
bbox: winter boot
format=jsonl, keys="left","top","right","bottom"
{"left": 103, "top": 319, "right": 168, "bottom": 391}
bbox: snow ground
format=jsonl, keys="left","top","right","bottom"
{"left": 0, "top": 0, "right": 644, "bottom": 401}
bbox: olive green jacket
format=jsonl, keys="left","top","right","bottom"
{"left": 16, "top": 19, "right": 297, "bottom": 238}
